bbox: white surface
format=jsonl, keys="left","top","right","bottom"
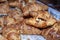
{"left": 20, "top": 35, "right": 46, "bottom": 40}
{"left": 48, "top": 7, "right": 60, "bottom": 20}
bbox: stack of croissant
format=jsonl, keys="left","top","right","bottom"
{"left": 0, "top": 0, "right": 60, "bottom": 40}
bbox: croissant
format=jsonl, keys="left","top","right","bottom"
{"left": 20, "top": 22, "right": 41, "bottom": 34}
{"left": 41, "top": 22, "right": 60, "bottom": 40}
{"left": 26, "top": 11, "right": 56, "bottom": 28}
{"left": 4, "top": 9, "right": 23, "bottom": 26}
{"left": 21, "top": 2, "right": 48, "bottom": 16}
{"left": 8, "top": 0, "right": 25, "bottom": 9}
{"left": 22, "top": 3, "right": 43, "bottom": 16}
{"left": 2, "top": 24, "right": 20, "bottom": 40}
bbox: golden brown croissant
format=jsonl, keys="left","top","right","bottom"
{"left": 2, "top": 24, "right": 20, "bottom": 40}
{"left": 41, "top": 22, "right": 60, "bottom": 40}
{"left": 20, "top": 22, "right": 41, "bottom": 34}
{"left": 21, "top": 2, "right": 48, "bottom": 16}
{"left": 43, "top": 28, "right": 60, "bottom": 40}
{"left": 4, "top": 9, "right": 23, "bottom": 26}
{"left": 8, "top": 0, "right": 25, "bottom": 9}
{"left": 22, "top": 3, "right": 43, "bottom": 16}
{"left": 26, "top": 11, "right": 56, "bottom": 28}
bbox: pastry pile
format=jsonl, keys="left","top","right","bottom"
{"left": 0, "top": 0, "right": 60, "bottom": 40}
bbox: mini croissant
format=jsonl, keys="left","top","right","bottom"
{"left": 26, "top": 11, "right": 56, "bottom": 28}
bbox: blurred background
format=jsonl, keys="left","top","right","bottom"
{"left": 38, "top": 0, "right": 60, "bottom": 11}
